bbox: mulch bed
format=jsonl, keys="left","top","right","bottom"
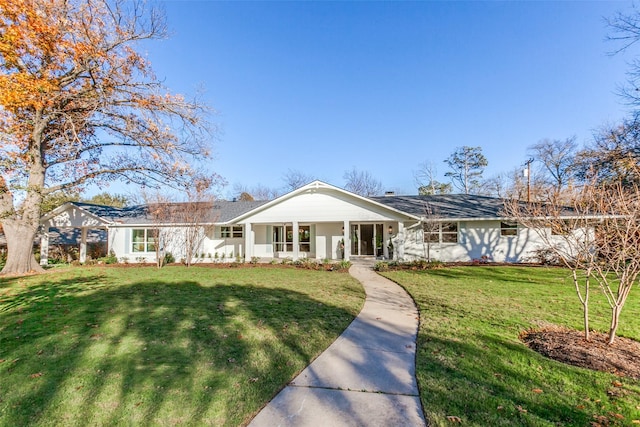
{"left": 520, "top": 326, "right": 640, "bottom": 379}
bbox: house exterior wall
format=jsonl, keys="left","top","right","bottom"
{"left": 110, "top": 225, "right": 242, "bottom": 263}
{"left": 402, "top": 220, "right": 558, "bottom": 263}
{"left": 245, "top": 191, "right": 400, "bottom": 223}
{"left": 314, "top": 223, "right": 344, "bottom": 260}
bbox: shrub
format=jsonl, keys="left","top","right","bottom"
{"left": 336, "top": 260, "right": 352, "bottom": 271}
{"left": 101, "top": 251, "right": 118, "bottom": 264}
{"left": 164, "top": 252, "right": 175, "bottom": 264}
{"left": 374, "top": 261, "right": 389, "bottom": 272}
{"left": 249, "top": 256, "right": 260, "bottom": 264}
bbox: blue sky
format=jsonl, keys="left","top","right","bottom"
{"left": 135, "top": 0, "right": 635, "bottom": 197}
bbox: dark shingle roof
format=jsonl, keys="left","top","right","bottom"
{"left": 371, "top": 194, "right": 513, "bottom": 219}
{"left": 69, "top": 200, "right": 268, "bottom": 225}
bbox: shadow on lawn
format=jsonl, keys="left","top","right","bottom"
{"left": 0, "top": 273, "right": 356, "bottom": 426}
{"left": 417, "top": 332, "right": 595, "bottom": 425}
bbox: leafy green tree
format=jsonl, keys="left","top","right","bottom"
{"left": 84, "top": 193, "right": 129, "bottom": 208}
{"left": 414, "top": 161, "right": 452, "bottom": 195}
{"left": 418, "top": 183, "right": 452, "bottom": 195}
{"left": 444, "top": 146, "right": 488, "bottom": 194}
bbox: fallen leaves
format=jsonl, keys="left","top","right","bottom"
{"left": 446, "top": 415, "right": 462, "bottom": 423}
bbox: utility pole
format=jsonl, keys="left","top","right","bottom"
{"left": 524, "top": 158, "right": 534, "bottom": 202}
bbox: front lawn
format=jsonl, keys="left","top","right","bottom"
{"left": 383, "top": 266, "right": 640, "bottom": 427}
{"left": 0, "top": 265, "right": 365, "bottom": 426}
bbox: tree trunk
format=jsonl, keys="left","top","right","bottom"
{"left": 1, "top": 220, "right": 44, "bottom": 275}
{"left": 583, "top": 300, "right": 590, "bottom": 342}
{"left": 608, "top": 305, "right": 621, "bottom": 345}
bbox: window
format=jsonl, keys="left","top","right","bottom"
{"left": 132, "top": 229, "right": 157, "bottom": 252}
{"left": 424, "top": 222, "right": 458, "bottom": 243}
{"left": 221, "top": 226, "right": 243, "bottom": 238}
{"left": 273, "top": 225, "right": 310, "bottom": 252}
{"left": 500, "top": 222, "right": 518, "bottom": 237}
{"left": 551, "top": 220, "right": 572, "bottom": 235}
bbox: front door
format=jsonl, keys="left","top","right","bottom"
{"left": 360, "top": 224, "right": 374, "bottom": 256}
{"left": 350, "top": 224, "right": 377, "bottom": 256}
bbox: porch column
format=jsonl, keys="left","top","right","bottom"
{"left": 383, "top": 223, "right": 390, "bottom": 260}
{"left": 343, "top": 220, "right": 350, "bottom": 261}
{"left": 245, "top": 223, "right": 254, "bottom": 261}
{"left": 40, "top": 228, "right": 49, "bottom": 266}
{"left": 79, "top": 227, "right": 88, "bottom": 263}
{"left": 292, "top": 221, "right": 300, "bottom": 260}
{"left": 397, "top": 222, "right": 405, "bottom": 261}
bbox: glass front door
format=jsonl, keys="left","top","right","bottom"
{"left": 350, "top": 224, "right": 379, "bottom": 256}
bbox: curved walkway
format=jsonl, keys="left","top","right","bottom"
{"left": 248, "top": 262, "right": 426, "bottom": 426}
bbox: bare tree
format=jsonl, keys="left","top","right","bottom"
{"left": 505, "top": 177, "right": 640, "bottom": 344}
{"left": 232, "top": 183, "right": 280, "bottom": 201}
{"left": 141, "top": 181, "right": 217, "bottom": 267}
{"left": 484, "top": 167, "right": 551, "bottom": 201}
{"left": 414, "top": 161, "right": 452, "bottom": 195}
{"left": 174, "top": 184, "right": 217, "bottom": 266}
{"left": 143, "top": 191, "right": 179, "bottom": 268}
{"left": 528, "top": 137, "right": 578, "bottom": 198}
{"left": 444, "top": 146, "right": 488, "bottom": 194}
{"left": 420, "top": 203, "right": 442, "bottom": 261}
{"left": 575, "top": 119, "right": 640, "bottom": 187}
{"left": 343, "top": 168, "right": 383, "bottom": 197}
{"left": 282, "top": 169, "right": 316, "bottom": 192}
{"left": 608, "top": 6, "right": 640, "bottom": 105}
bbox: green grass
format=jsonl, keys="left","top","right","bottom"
{"left": 0, "top": 265, "right": 364, "bottom": 426}
{"left": 383, "top": 266, "right": 640, "bottom": 427}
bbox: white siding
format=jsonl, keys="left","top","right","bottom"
{"left": 314, "top": 223, "right": 343, "bottom": 260}
{"left": 43, "top": 206, "right": 105, "bottom": 228}
{"left": 402, "top": 220, "right": 559, "bottom": 263}
{"left": 244, "top": 191, "right": 404, "bottom": 223}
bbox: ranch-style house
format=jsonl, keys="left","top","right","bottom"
{"left": 38, "top": 180, "right": 572, "bottom": 265}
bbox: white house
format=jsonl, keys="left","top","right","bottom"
{"left": 38, "top": 180, "right": 570, "bottom": 265}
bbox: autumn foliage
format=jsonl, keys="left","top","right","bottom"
{"left": 0, "top": 0, "right": 213, "bottom": 274}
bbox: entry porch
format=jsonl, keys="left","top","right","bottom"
{"left": 243, "top": 221, "right": 402, "bottom": 261}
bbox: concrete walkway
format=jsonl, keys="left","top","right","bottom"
{"left": 248, "top": 262, "right": 426, "bottom": 427}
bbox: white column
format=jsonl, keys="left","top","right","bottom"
{"left": 343, "top": 220, "right": 350, "bottom": 261}
{"left": 245, "top": 223, "right": 254, "bottom": 261}
{"left": 40, "top": 228, "right": 49, "bottom": 266}
{"left": 79, "top": 228, "right": 88, "bottom": 263}
{"left": 397, "top": 222, "right": 405, "bottom": 261}
{"left": 383, "top": 223, "right": 389, "bottom": 260}
{"left": 292, "top": 221, "right": 299, "bottom": 260}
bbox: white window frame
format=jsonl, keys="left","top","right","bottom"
{"left": 500, "top": 221, "right": 518, "bottom": 237}
{"left": 424, "top": 222, "right": 458, "bottom": 244}
{"left": 221, "top": 225, "right": 243, "bottom": 238}
{"left": 131, "top": 228, "right": 157, "bottom": 253}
